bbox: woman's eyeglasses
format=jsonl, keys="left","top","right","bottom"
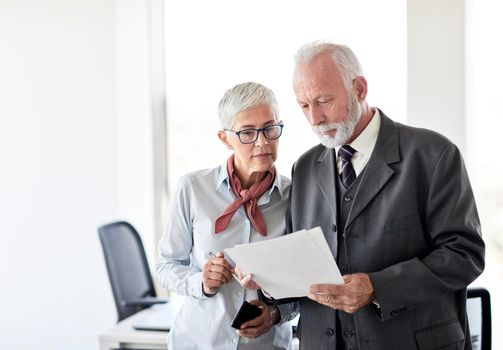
{"left": 225, "top": 124, "right": 284, "bottom": 144}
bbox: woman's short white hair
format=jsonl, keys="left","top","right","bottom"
{"left": 294, "top": 41, "right": 364, "bottom": 93}
{"left": 217, "top": 82, "right": 279, "bottom": 130}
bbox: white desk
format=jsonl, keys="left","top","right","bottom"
{"left": 99, "top": 303, "right": 299, "bottom": 350}
{"left": 99, "top": 305, "right": 170, "bottom": 350}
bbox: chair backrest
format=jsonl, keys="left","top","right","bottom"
{"left": 98, "top": 221, "right": 157, "bottom": 322}
{"left": 467, "top": 287, "right": 491, "bottom": 350}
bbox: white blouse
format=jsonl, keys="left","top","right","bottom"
{"left": 156, "top": 161, "right": 294, "bottom": 350}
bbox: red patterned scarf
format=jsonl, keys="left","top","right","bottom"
{"left": 214, "top": 155, "right": 275, "bottom": 236}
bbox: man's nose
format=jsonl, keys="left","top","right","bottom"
{"left": 306, "top": 106, "right": 325, "bottom": 125}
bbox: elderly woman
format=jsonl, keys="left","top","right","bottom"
{"left": 156, "top": 82, "right": 295, "bottom": 349}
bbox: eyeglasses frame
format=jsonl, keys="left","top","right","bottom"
{"left": 224, "top": 124, "right": 284, "bottom": 144}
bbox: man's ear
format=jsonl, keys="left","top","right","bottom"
{"left": 353, "top": 76, "right": 368, "bottom": 102}
{"left": 218, "top": 130, "right": 233, "bottom": 150}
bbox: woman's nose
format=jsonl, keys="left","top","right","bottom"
{"left": 254, "top": 131, "right": 269, "bottom": 146}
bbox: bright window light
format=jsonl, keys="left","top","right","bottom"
{"left": 164, "top": 0, "right": 406, "bottom": 189}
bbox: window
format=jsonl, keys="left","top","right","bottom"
{"left": 164, "top": 0, "right": 406, "bottom": 190}
{"left": 466, "top": 0, "right": 503, "bottom": 345}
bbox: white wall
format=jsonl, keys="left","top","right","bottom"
{"left": 0, "top": 0, "right": 155, "bottom": 349}
{"left": 114, "top": 0, "right": 157, "bottom": 265}
{"left": 407, "top": 0, "right": 467, "bottom": 154}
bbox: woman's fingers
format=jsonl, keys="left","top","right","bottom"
{"left": 202, "top": 253, "right": 236, "bottom": 293}
{"left": 238, "top": 300, "right": 276, "bottom": 338}
{"left": 235, "top": 267, "right": 261, "bottom": 290}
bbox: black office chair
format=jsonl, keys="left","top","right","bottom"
{"left": 98, "top": 221, "right": 167, "bottom": 322}
{"left": 467, "top": 287, "right": 491, "bottom": 350}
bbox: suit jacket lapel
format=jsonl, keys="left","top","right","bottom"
{"left": 315, "top": 147, "right": 337, "bottom": 214}
{"left": 346, "top": 112, "right": 400, "bottom": 229}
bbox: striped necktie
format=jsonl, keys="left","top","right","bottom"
{"left": 338, "top": 145, "right": 357, "bottom": 188}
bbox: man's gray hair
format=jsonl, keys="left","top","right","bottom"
{"left": 294, "top": 41, "right": 364, "bottom": 93}
{"left": 218, "top": 82, "right": 279, "bottom": 129}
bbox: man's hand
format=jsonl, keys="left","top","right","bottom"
{"left": 202, "top": 252, "right": 234, "bottom": 295}
{"left": 237, "top": 300, "right": 280, "bottom": 338}
{"left": 308, "top": 273, "right": 375, "bottom": 313}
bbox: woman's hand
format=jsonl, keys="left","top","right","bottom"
{"left": 202, "top": 252, "right": 234, "bottom": 295}
{"left": 235, "top": 267, "right": 261, "bottom": 290}
{"left": 237, "top": 300, "right": 280, "bottom": 338}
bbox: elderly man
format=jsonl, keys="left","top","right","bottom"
{"left": 287, "top": 41, "right": 485, "bottom": 349}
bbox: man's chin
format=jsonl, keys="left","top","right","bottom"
{"left": 317, "top": 134, "right": 344, "bottom": 148}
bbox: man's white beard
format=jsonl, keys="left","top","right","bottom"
{"left": 312, "top": 92, "right": 362, "bottom": 148}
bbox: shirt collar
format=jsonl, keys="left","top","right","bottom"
{"left": 216, "top": 160, "right": 230, "bottom": 191}
{"left": 269, "top": 170, "right": 286, "bottom": 200}
{"left": 349, "top": 107, "right": 381, "bottom": 156}
{"left": 335, "top": 107, "right": 381, "bottom": 176}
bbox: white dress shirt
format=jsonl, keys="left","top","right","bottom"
{"left": 335, "top": 107, "right": 381, "bottom": 177}
{"left": 156, "top": 161, "right": 294, "bottom": 350}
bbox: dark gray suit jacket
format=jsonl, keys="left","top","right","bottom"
{"left": 286, "top": 111, "right": 485, "bottom": 349}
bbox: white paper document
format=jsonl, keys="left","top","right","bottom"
{"left": 224, "top": 227, "right": 344, "bottom": 299}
